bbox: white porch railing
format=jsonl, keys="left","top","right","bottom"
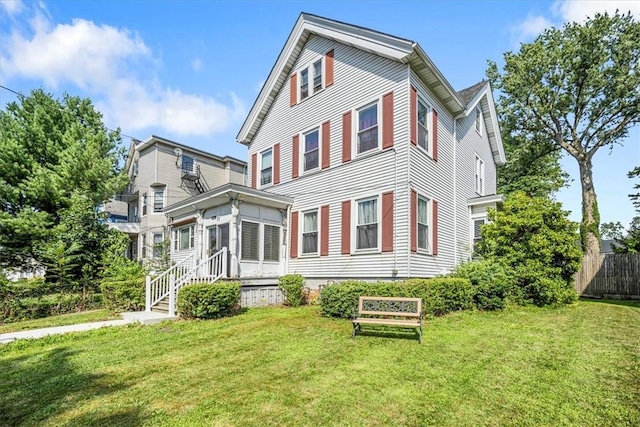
{"left": 145, "top": 254, "right": 195, "bottom": 312}
{"left": 145, "top": 248, "right": 228, "bottom": 315}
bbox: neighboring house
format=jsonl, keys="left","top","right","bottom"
{"left": 601, "top": 239, "right": 619, "bottom": 254}
{"left": 107, "top": 135, "right": 246, "bottom": 263}
{"left": 152, "top": 13, "right": 505, "bottom": 313}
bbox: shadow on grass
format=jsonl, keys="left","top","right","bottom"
{"left": 0, "top": 346, "right": 141, "bottom": 426}
{"left": 580, "top": 298, "right": 640, "bottom": 309}
{"left": 353, "top": 327, "right": 422, "bottom": 343}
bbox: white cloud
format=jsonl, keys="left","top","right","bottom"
{"left": 552, "top": 0, "right": 640, "bottom": 23}
{"left": 511, "top": 14, "right": 554, "bottom": 44}
{"left": 191, "top": 57, "right": 203, "bottom": 73}
{"left": 0, "top": 0, "right": 24, "bottom": 16}
{"left": 0, "top": 4, "right": 244, "bottom": 138}
{"left": 511, "top": 0, "right": 639, "bottom": 45}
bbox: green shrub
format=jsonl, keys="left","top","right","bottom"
{"left": 178, "top": 282, "right": 241, "bottom": 319}
{"left": 513, "top": 264, "right": 578, "bottom": 306}
{"left": 5, "top": 277, "right": 54, "bottom": 298}
{"left": 450, "top": 260, "right": 515, "bottom": 310}
{"left": 278, "top": 274, "right": 306, "bottom": 307}
{"left": 0, "top": 293, "right": 103, "bottom": 323}
{"left": 319, "top": 278, "right": 474, "bottom": 318}
{"left": 100, "top": 278, "right": 145, "bottom": 311}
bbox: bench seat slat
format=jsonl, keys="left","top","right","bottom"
{"left": 353, "top": 318, "right": 420, "bottom": 327}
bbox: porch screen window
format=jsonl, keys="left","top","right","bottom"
{"left": 417, "top": 99, "right": 429, "bottom": 151}
{"left": 302, "top": 210, "right": 318, "bottom": 254}
{"left": 313, "top": 59, "right": 323, "bottom": 92}
{"left": 418, "top": 196, "right": 429, "bottom": 251}
{"left": 356, "top": 197, "right": 378, "bottom": 250}
{"left": 241, "top": 221, "right": 259, "bottom": 261}
{"left": 263, "top": 225, "right": 280, "bottom": 261}
{"left": 177, "top": 226, "right": 194, "bottom": 251}
{"left": 153, "top": 189, "right": 164, "bottom": 212}
{"left": 303, "top": 129, "right": 319, "bottom": 172}
{"left": 300, "top": 69, "right": 309, "bottom": 100}
{"left": 357, "top": 103, "right": 378, "bottom": 154}
{"left": 261, "top": 149, "right": 273, "bottom": 186}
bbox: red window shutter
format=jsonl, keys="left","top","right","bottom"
{"left": 292, "top": 135, "right": 299, "bottom": 179}
{"left": 290, "top": 211, "right": 299, "bottom": 258}
{"left": 410, "top": 189, "right": 417, "bottom": 252}
{"left": 382, "top": 91, "right": 394, "bottom": 149}
{"left": 322, "top": 120, "right": 330, "bottom": 169}
{"left": 320, "top": 205, "right": 329, "bottom": 256}
{"left": 342, "top": 111, "right": 352, "bottom": 163}
{"left": 410, "top": 86, "right": 417, "bottom": 146}
{"left": 273, "top": 143, "right": 280, "bottom": 185}
{"left": 382, "top": 191, "right": 394, "bottom": 252}
{"left": 325, "top": 49, "right": 334, "bottom": 87}
{"left": 290, "top": 74, "right": 297, "bottom": 107}
{"left": 251, "top": 153, "right": 257, "bottom": 189}
{"left": 432, "top": 109, "right": 438, "bottom": 161}
{"left": 341, "top": 200, "right": 351, "bottom": 254}
{"left": 432, "top": 199, "right": 438, "bottom": 255}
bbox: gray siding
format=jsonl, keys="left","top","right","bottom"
{"left": 249, "top": 35, "right": 410, "bottom": 279}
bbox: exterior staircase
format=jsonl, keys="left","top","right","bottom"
{"left": 146, "top": 247, "right": 228, "bottom": 315}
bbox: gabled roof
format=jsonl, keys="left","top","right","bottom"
{"left": 236, "top": 12, "right": 505, "bottom": 166}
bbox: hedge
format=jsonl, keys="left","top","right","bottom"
{"left": 178, "top": 282, "right": 241, "bottom": 319}
{"left": 100, "top": 278, "right": 145, "bottom": 311}
{"left": 319, "top": 278, "right": 474, "bottom": 319}
{"left": 0, "top": 293, "right": 103, "bottom": 323}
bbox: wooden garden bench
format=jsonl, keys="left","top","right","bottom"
{"left": 352, "top": 296, "right": 423, "bottom": 343}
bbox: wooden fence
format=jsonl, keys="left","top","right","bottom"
{"left": 574, "top": 253, "right": 640, "bottom": 298}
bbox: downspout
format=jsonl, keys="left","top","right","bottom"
{"left": 392, "top": 147, "right": 398, "bottom": 277}
{"left": 453, "top": 111, "right": 466, "bottom": 266}
{"left": 284, "top": 204, "right": 292, "bottom": 275}
{"left": 406, "top": 64, "right": 412, "bottom": 278}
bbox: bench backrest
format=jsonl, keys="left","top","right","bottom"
{"left": 358, "top": 296, "right": 422, "bottom": 317}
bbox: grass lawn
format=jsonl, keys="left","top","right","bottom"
{"left": 1, "top": 300, "right": 638, "bottom": 426}
{"left": 0, "top": 309, "right": 119, "bottom": 334}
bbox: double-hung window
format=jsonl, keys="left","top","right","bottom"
{"left": 300, "top": 69, "right": 309, "bottom": 101}
{"left": 302, "top": 210, "right": 318, "bottom": 254}
{"left": 141, "top": 234, "right": 147, "bottom": 259}
{"left": 356, "top": 197, "right": 378, "bottom": 250}
{"left": 153, "top": 233, "right": 164, "bottom": 258}
{"left": 313, "top": 59, "right": 323, "bottom": 92}
{"left": 357, "top": 103, "right": 378, "bottom": 155}
{"left": 182, "top": 154, "right": 195, "bottom": 174}
{"left": 417, "top": 98, "right": 429, "bottom": 151}
{"left": 142, "top": 193, "right": 148, "bottom": 216}
{"left": 475, "top": 155, "right": 485, "bottom": 195}
{"left": 417, "top": 196, "right": 430, "bottom": 251}
{"left": 475, "top": 107, "right": 482, "bottom": 134}
{"left": 472, "top": 218, "right": 485, "bottom": 251}
{"left": 260, "top": 149, "right": 273, "bottom": 186}
{"left": 303, "top": 128, "right": 319, "bottom": 172}
{"left": 175, "top": 225, "right": 194, "bottom": 251}
{"left": 153, "top": 189, "right": 164, "bottom": 213}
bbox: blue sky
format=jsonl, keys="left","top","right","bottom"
{"left": 1, "top": 0, "right": 639, "bottom": 228}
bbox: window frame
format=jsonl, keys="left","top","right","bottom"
{"left": 174, "top": 225, "right": 195, "bottom": 251}
{"left": 141, "top": 233, "right": 147, "bottom": 259}
{"left": 475, "top": 107, "right": 483, "bottom": 135}
{"left": 355, "top": 100, "right": 381, "bottom": 156}
{"left": 302, "top": 126, "right": 320, "bottom": 174}
{"left": 263, "top": 224, "right": 281, "bottom": 262}
{"left": 475, "top": 155, "right": 485, "bottom": 195}
{"left": 301, "top": 209, "right": 319, "bottom": 256}
{"left": 152, "top": 232, "right": 164, "bottom": 258}
{"left": 141, "top": 193, "right": 148, "bottom": 217}
{"left": 153, "top": 188, "right": 165, "bottom": 213}
{"left": 181, "top": 154, "right": 196, "bottom": 175}
{"left": 240, "top": 220, "right": 260, "bottom": 261}
{"left": 417, "top": 194, "right": 431, "bottom": 253}
{"left": 259, "top": 148, "right": 273, "bottom": 188}
{"left": 353, "top": 195, "right": 381, "bottom": 252}
{"left": 296, "top": 56, "right": 325, "bottom": 103}
{"left": 416, "top": 96, "right": 431, "bottom": 154}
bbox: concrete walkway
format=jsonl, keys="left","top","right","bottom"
{"left": 0, "top": 312, "right": 177, "bottom": 344}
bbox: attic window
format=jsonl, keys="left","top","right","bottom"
{"left": 297, "top": 57, "right": 324, "bottom": 102}
{"left": 475, "top": 107, "right": 482, "bottom": 134}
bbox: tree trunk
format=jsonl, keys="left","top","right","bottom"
{"left": 578, "top": 159, "right": 601, "bottom": 255}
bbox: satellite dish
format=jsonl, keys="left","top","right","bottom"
{"left": 173, "top": 147, "right": 183, "bottom": 156}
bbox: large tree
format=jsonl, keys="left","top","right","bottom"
{"left": 0, "top": 89, "right": 127, "bottom": 272}
{"left": 488, "top": 12, "right": 640, "bottom": 255}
